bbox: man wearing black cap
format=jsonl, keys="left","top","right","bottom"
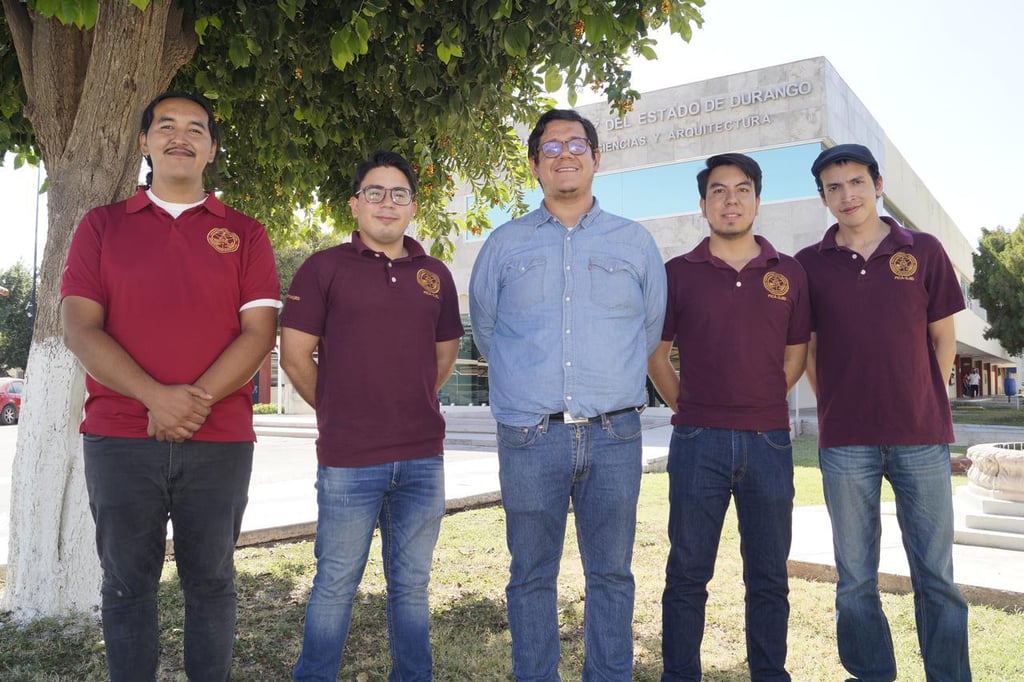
{"left": 795, "top": 144, "right": 971, "bottom": 681}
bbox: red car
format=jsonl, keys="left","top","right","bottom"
{"left": 0, "top": 377, "right": 24, "bottom": 425}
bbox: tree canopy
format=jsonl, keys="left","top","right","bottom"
{"left": 2, "top": 0, "right": 706, "bottom": 257}
{"left": 971, "top": 217, "right": 1024, "bottom": 357}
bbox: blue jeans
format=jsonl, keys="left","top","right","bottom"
{"left": 293, "top": 456, "right": 445, "bottom": 682}
{"left": 497, "top": 409, "right": 643, "bottom": 682}
{"left": 819, "top": 444, "right": 971, "bottom": 682}
{"left": 83, "top": 435, "right": 253, "bottom": 682}
{"left": 661, "top": 426, "right": 794, "bottom": 682}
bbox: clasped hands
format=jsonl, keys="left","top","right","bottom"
{"left": 146, "top": 384, "right": 214, "bottom": 443}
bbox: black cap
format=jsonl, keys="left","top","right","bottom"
{"left": 811, "top": 144, "right": 878, "bottom": 178}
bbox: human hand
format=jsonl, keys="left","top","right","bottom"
{"left": 146, "top": 384, "right": 213, "bottom": 442}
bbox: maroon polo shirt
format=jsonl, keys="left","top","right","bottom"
{"left": 61, "top": 190, "right": 281, "bottom": 441}
{"left": 662, "top": 236, "right": 811, "bottom": 432}
{"left": 795, "top": 217, "right": 965, "bottom": 448}
{"left": 280, "top": 232, "right": 464, "bottom": 467}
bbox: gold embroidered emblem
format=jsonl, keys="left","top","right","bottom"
{"left": 889, "top": 252, "right": 917, "bottom": 280}
{"left": 207, "top": 227, "right": 240, "bottom": 253}
{"left": 762, "top": 271, "right": 790, "bottom": 300}
{"left": 417, "top": 268, "right": 441, "bottom": 299}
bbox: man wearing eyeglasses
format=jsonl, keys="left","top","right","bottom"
{"left": 470, "top": 109, "right": 667, "bottom": 680}
{"left": 281, "top": 151, "right": 463, "bottom": 681}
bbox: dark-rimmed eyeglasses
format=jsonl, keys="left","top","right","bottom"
{"left": 539, "top": 137, "right": 591, "bottom": 158}
{"left": 354, "top": 185, "right": 414, "bottom": 206}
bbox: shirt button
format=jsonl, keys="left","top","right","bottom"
{"left": 860, "top": 269, "right": 866, "bottom": 275}
{"left": 388, "top": 262, "right": 393, "bottom": 268}
{"left": 851, "top": 254, "right": 858, "bottom": 259}
{"left": 565, "top": 296, "right": 570, "bottom": 302}
{"left": 565, "top": 329, "right": 571, "bottom": 334}
{"left": 565, "top": 361, "right": 572, "bottom": 367}
{"left": 391, "top": 277, "right": 397, "bottom": 283}
{"left": 375, "top": 253, "right": 381, "bottom": 258}
{"left": 736, "top": 281, "right": 742, "bottom": 287}
{"left": 566, "top": 396, "right": 573, "bottom": 401}
{"left": 565, "top": 265, "right": 571, "bottom": 270}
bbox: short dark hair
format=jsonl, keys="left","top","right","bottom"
{"left": 139, "top": 92, "right": 218, "bottom": 189}
{"left": 697, "top": 153, "right": 763, "bottom": 199}
{"left": 526, "top": 109, "right": 599, "bottom": 163}
{"left": 140, "top": 91, "right": 219, "bottom": 143}
{"left": 351, "top": 151, "right": 418, "bottom": 196}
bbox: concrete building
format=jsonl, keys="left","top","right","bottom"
{"left": 437, "top": 57, "right": 1017, "bottom": 408}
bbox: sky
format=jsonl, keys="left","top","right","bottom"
{"left": 2, "top": 0, "right": 1021, "bottom": 271}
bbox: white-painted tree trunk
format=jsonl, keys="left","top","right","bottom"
{"left": 2, "top": 338, "right": 98, "bottom": 619}
{"left": 0, "top": 0, "right": 195, "bottom": 621}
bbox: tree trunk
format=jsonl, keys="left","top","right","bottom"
{"left": 1, "top": 0, "right": 195, "bottom": 620}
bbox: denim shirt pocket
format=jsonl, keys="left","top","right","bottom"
{"left": 588, "top": 255, "right": 641, "bottom": 310}
{"left": 500, "top": 257, "right": 546, "bottom": 310}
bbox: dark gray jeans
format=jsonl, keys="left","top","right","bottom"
{"left": 83, "top": 435, "right": 253, "bottom": 682}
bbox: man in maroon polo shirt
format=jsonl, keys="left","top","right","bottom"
{"left": 280, "top": 151, "right": 463, "bottom": 681}
{"left": 795, "top": 144, "right": 971, "bottom": 681}
{"left": 61, "top": 92, "right": 281, "bottom": 681}
{"left": 649, "top": 153, "right": 810, "bottom": 681}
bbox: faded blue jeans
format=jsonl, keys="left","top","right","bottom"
{"left": 819, "top": 444, "right": 971, "bottom": 682}
{"left": 661, "top": 426, "right": 794, "bottom": 682}
{"left": 293, "top": 455, "right": 445, "bottom": 682}
{"left": 497, "top": 408, "right": 643, "bottom": 682}
{"left": 83, "top": 435, "right": 253, "bottom": 682}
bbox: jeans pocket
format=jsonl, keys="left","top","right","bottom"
{"left": 757, "top": 429, "right": 792, "bottom": 451}
{"left": 671, "top": 424, "right": 704, "bottom": 442}
{"left": 603, "top": 409, "right": 642, "bottom": 442}
{"left": 496, "top": 421, "right": 544, "bottom": 449}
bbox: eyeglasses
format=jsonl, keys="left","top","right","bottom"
{"left": 539, "top": 137, "right": 591, "bottom": 158}
{"left": 354, "top": 185, "right": 414, "bottom": 206}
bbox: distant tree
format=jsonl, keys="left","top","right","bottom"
{"left": 0, "top": 261, "right": 33, "bottom": 373}
{"left": 971, "top": 217, "right": 1024, "bottom": 356}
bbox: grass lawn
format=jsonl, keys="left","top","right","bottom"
{"left": 950, "top": 398, "right": 1024, "bottom": 427}
{"left": 2, "top": 436, "right": 1020, "bottom": 680}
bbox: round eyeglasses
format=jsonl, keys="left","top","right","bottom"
{"left": 354, "top": 185, "right": 415, "bottom": 206}
{"left": 539, "top": 137, "right": 591, "bottom": 158}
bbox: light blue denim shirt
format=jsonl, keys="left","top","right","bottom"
{"left": 469, "top": 199, "right": 667, "bottom": 427}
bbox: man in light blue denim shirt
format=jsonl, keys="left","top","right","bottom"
{"left": 469, "top": 109, "right": 666, "bottom": 681}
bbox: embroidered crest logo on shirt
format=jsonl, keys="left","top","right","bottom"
{"left": 889, "top": 252, "right": 917, "bottom": 281}
{"left": 207, "top": 227, "right": 240, "bottom": 254}
{"left": 417, "top": 268, "right": 441, "bottom": 299}
{"left": 762, "top": 271, "right": 790, "bottom": 301}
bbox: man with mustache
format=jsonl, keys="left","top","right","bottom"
{"left": 61, "top": 92, "right": 281, "bottom": 681}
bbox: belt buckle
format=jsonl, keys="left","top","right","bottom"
{"left": 562, "top": 411, "right": 589, "bottom": 424}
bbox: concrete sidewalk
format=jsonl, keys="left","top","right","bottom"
{"left": 238, "top": 407, "right": 1024, "bottom": 611}
{"left": 3, "top": 407, "right": 1023, "bottom": 610}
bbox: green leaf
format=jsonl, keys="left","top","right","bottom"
{"left": 543, "top": 67, "right": 563, "bottom": 92}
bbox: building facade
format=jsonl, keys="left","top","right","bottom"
{"left": 437, "top": 57, "right": 1016, "bottom": 408}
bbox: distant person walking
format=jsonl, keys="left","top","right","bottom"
{"left": 282, "top": 151, "right": 463, "bottom": 681}
{"left": 61, "top": 91, "right": 281, "bottom": 681}
{"left": 968, "top": 369, "right": 981, "bottom": 398}
{"left": 796, "top": 144, "right": 971, "bottom": 681}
